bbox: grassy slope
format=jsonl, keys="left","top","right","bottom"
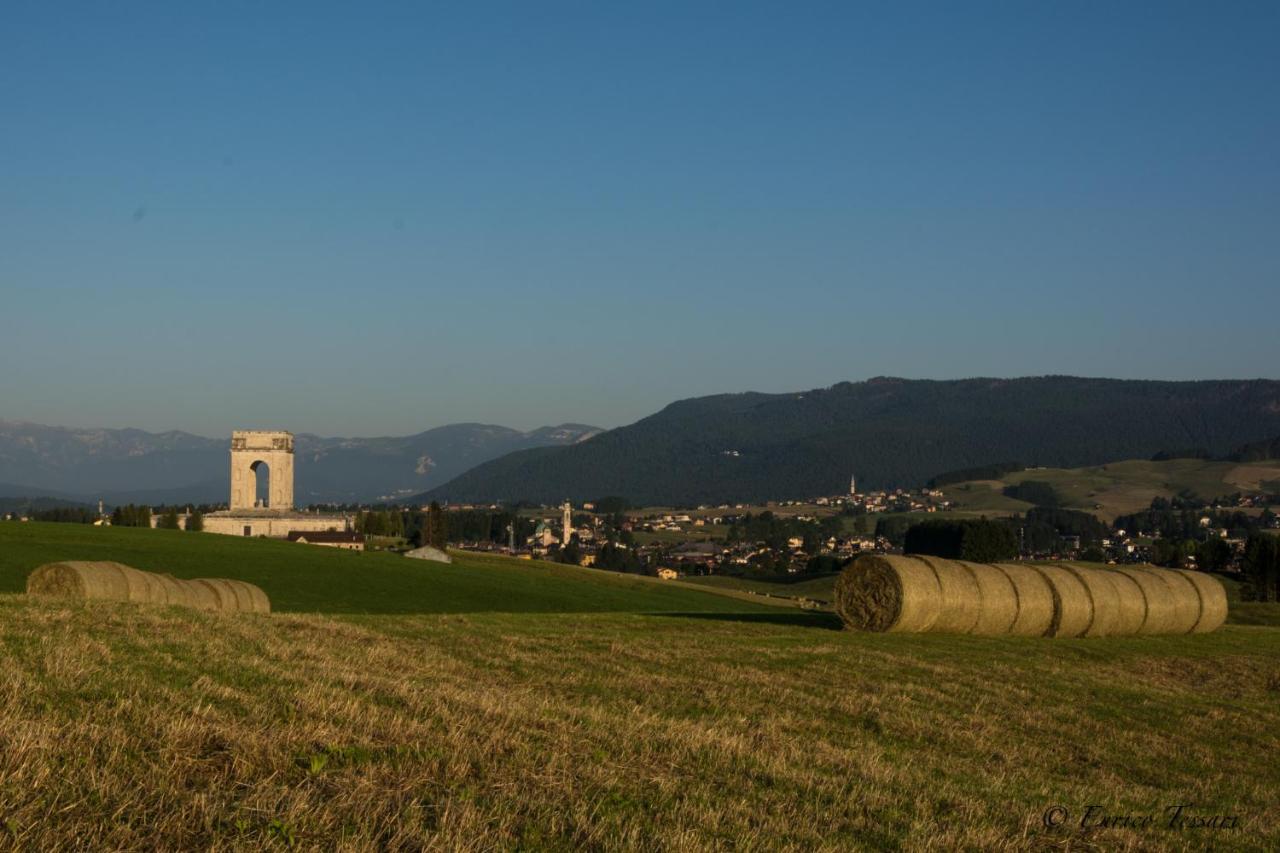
{"left": 683, "top": 572, "right": 841, "bottom": 601}
{"left": 1, "top": 597, "right": 1277, "bottom": 849}
{"left": 946, "top": 458, "right": 1280, "bottom": 521}
{"left": 0, "top": 522, "right": 778, "bottom": 616}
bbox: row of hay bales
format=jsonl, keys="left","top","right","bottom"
{"left": 834, "top": 555, "right": 1226, "bottom": 637}
{"left": 27, "top": 561, "right": 270, "bottom": 614}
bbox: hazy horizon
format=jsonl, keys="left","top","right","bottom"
{"left": 4, "top": 372, "right": 1280, "bottom": 439}
{"left": 4, "top": 3, "right": 1277, "bottom": 436}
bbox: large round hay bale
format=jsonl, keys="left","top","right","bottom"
{"left": 1058, "top": 564, "right": 1125, "bottom": 637}
{"left": 114, "top": 564, "right": 156, "bottom": 603}
{"left": 834, "top": 555, "right": 946, "bottom": 632}
{"left": 1138, "top": 567, "right": 1201, "bottom": 634}
{"left": 1060, "top": 563, "right": 1147, "bottom": 636}
{"left": 191, "top": 579, "right": 239, "bottom": 612}
{"left": 1028, "top": 564, "right": 1094, "bottom": 638}
{"left": 152, "top": 573, "right": 191, "bottom": 607}
{"left": 222, "top": 580, "right": 271, "bottom": 614}
{"left": 1173, "top": 569, "right": 1228, "bottom": 633}
{"left": 915, "top": 557, "right": 1018, "bottom": 635}
{"left": 27, "top": 561, "right": 131, "bottom": 602}
{"left": 990, "top": 563, "right": 1056, "bottom": 637}
{"left": 25, "top": 561, "right": 269, "bottom": 614}
{"left": 912, "top": 556, "right": 983, "bottom": 634}
{"left": 1103, "top": 566, "right": 1172, "bottom": 634}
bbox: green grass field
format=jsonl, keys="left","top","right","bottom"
{"left": 683, "top": 572, "right": 841, "bottom": 602}
{"left": 0, "top": 522, "right": 779, "bottom": 616}
{"left": 2, "top": 521, "right": 1279, "bottom": 848}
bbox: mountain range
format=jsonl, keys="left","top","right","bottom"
{"left": 0, "top": 421, "right": 601, "bottom": 505}
{"left": 417, "top": 376, "right": 1280, "bottom": 506}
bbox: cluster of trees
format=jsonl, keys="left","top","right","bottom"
{"left": 354, "top": 509, "right": 406, "bottom": 538}
{"left": 1014, "top": 507, "right": 1109, "bottom": 554}
{"left": 28, "top": 506, "right": 98, "bottom": 524}
{"left": 873, "top": 515, "right": 913, "bottom": 547}
{"left": 1242, "top": 534, "right": 1280, "bottom": 601}
{"left": 1116, "top": 505, "right": 1271, "bottom": 542}
{"left": 1147, "top": 537, "right": 1234, "bottom": 571}
{"left": 1002, "top": 480, "right": 1061, "bottom": 507}
{"left": 724, "top": 511, "right": 842, "bottom": 551}
{"left": 436, "top": 507, "right": 535, "bottom": 546}
{"left": 110, "top": 504, "right": 154, "bottom": 527}
{"left": 903, "top": 519, "right": 1019, "bottom": 562}
{"left": 418, "top": 502, "right": 449, "bottom": 549}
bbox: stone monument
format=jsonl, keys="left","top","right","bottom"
{"left": 203, "top": 429, "right": 351, "bottom": 538}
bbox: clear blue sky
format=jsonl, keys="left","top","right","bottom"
{"left": 2, "top": 1, "right": 1277, "bottom": 437}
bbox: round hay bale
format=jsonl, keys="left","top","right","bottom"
{"left": 834, "top": 555, "right": 943, "bottom": 632}
{"left": 192, "top": 579, "right": 239, "bottom": 612}
{"left": 117, "top": 564, "right": 161, "bottom": 603}
{"left": 916, "top": 557, "right": 1017, "bottom": 635}
{"left": 1059, "top": 564, "right": 1123, "bottom": 637}
{"left": 184, "top": 579, "right": 224, "bottom": 611}
{"left": 152, "top": 573, "right": 190, "bottom": 607}
{"left": 27, "top": 561, "right": 133, "bottom": 602}
{"left": 1062, "top": 563, "right": 1147, "bottom": 636}
{"left": 1028, "top": 564, "right": 1094, "bottom": 638}
{"left": 990, "top": 563, "right": 1056, "bottom": 637}
{"left": 1138, "top": 567, "right": 1201, "bottom": 634}
{"left": 26, "top": 561, "right": 269, "bottom": 614}
{"left": 912, "top": 557, "right": 983, "bottom": 634}
{"left": 1173, "top": 569, "right": 1228, "bottom": 633}
{"left": 1105, "top": 566, "right": 1176, "bottom": 635}
{"left": 220, "top": 580, "right": 271, "bottom": 614}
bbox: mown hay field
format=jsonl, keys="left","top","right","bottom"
{"left": 2, "top": 522, "right": 1280, "bottom": 849}
{"left": 1, "top": 597, "right": 1278, "bottom": 850}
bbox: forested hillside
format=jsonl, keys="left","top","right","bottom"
{"left": 419, "top": 377, "right": 1280, "bottom": 505}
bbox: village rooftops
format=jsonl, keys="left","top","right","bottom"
{"left": 287, "top": 530, "right": 365, "bottom": 544}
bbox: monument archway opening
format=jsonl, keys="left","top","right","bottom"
{"left": 251, "top": 460, "right": 271, "bottom": 508}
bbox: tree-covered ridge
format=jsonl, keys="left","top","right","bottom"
{"left": 421, "top": 377, "right": 1280, "bottom": 506}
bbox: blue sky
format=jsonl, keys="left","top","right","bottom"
{"left": 2, "top": 1, "right": 1277, "bottom": 437}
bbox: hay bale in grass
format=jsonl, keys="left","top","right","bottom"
{"left": 1060, "top": 562, "right": 1147, "bottom": 636}
{"left": 1028, "top": 564, "right": 1094, "bottom": 638}
{"left": 911, "top": 556, "right": 983, "bottom": 634}
{"left": 1137, "top": 568, "right": 1201, "bottom": 635}
{"left": 1103, "top": 566, "right": 1172, "bottom": 635}
{"left": 1058, "top": 564, "right": 1125, "bottom": 637}
{"left": 1172, "top": 568, "right": 1228, "bottom": 627}
{"left": 193, "top": 579, "right": 239, "bottom": 612}
{"left": 834, "top": 556, "right": 1225, "bottom": 637}
{"left": 990, "top": 563, "right": 1056, "bottom": 637}
{"left": 25, "top": 561, "right": 131, "bottom": 602}
{"left": 152, "top": 573, "right": 192, "bottom": 607}
{"left": 916, "top": 557, "right": 1018, "bottom": 635}
{"left": 1174, "top": 569, "right": 1228, "bottom": 633}
{"left": 200, "top": 579, "right": 270, "bottom": 614}
{"left": 834, "top": 555, "right": 944, "bottom": 632}
{"left": 26, "top": 562, "right": 269, "bottom": 614}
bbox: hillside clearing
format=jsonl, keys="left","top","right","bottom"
{"left": 946, "top": 458, "right": 1280, "bottom": 521}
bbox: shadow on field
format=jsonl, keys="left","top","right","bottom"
{"left": 648, "top": 611, "right": 844, "bottom": 630}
